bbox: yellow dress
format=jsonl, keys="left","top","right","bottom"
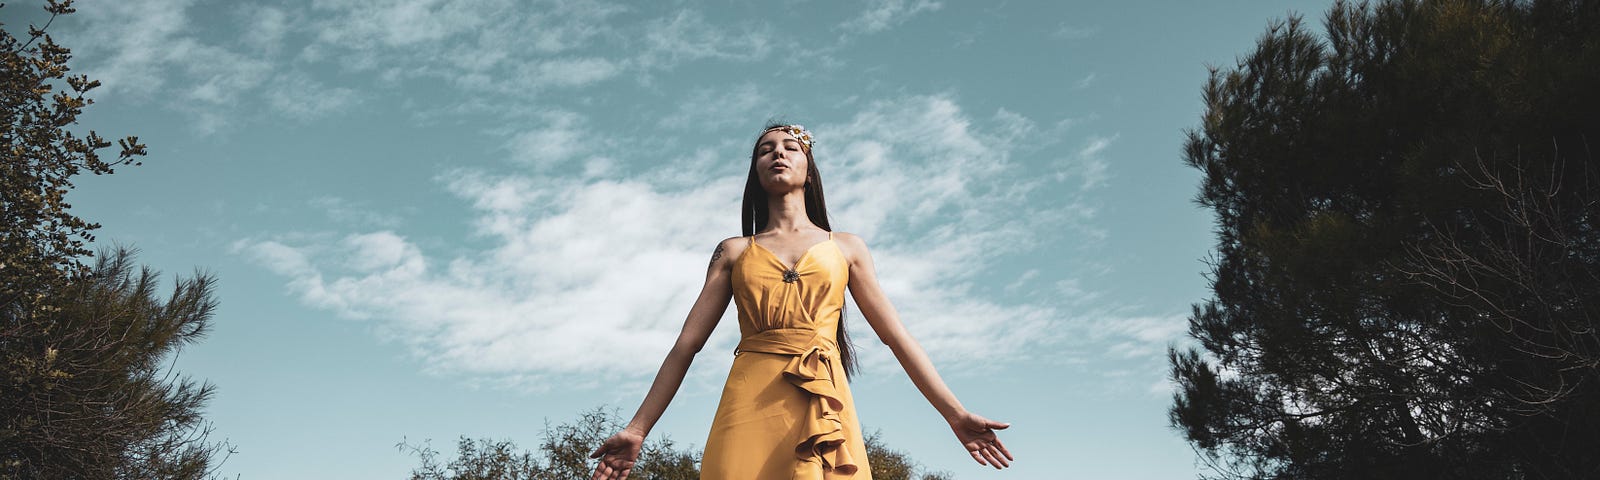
{"left": 700, "top": 233, "right": 872, "bottom": 479}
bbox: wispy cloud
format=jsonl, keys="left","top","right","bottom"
{"left": 65, "top": 0, "right": 792, "bottom": 130}
{"left": 1090, "top": 312, "right": 1190, "bottom": 396}
{"left": 841, "top": 0, "right": 944, "bottom": 34}
{"left": 238, "top": 175, "right": 740, "bottom": 383}
{"left": 237, "top": 4, "right": 291, "bottom": 55}
{"left": 659, "top": 83, "right": 765, "bottom": 130}
{"left": 67, "top": 0, "right": 202, "bottom": 97}
{"left": 1095, "top": 314, "right": 1187, "bottom": 360}
{"left": 309, "top": 196, "right": 404, "bottom": 229}
{"left": 633, "top": 10, "right": 771, "bottom": 71}
{"left": 92, "top": 0, "right": 1158, "bottom": 390}
{"left": 1075, "top": 72, "right": 1098, "bottom": 90}
{"left": 526, "top": 57, "right": 623, "bottom": 88}
{"left": 266, "top": 72, "right": 362, "bottom": 119}
{"left": 240, "top": 95, "right": 1112, "bottom": 386}
{"left": 307, "top": 0, "right": 503, "bottom": 50}
{"left": 1058, "top": 134, "right": 1116, "bottom": 189}
{"left": 502, "top": 110, "right": 593, "bottom": 169}
{"left": 1052, "top": 23, "right": 1100, "bottom": 40}
{"left": 63, "top": 0, "right": 372, "bottom": 129}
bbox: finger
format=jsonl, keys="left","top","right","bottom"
{"left": 978, "top": 445, "right": 1004, "bottom": 469}
{"left": 986, "top": 443, "right": 1011, "bottom": 468}
{"left": 590, "top": 442, "right": 609, "bottom": 459}
{"left": 591, "top": 461, "right": 608, "bottom": 480}
{"left": 993, "top": 437, "right": 1014, "bottom": 461}
{"left": 969, "top": 447, "right": 989, "bottom": 466}
{"left": 620, "top": 467, "right": 633, "bottom": 479}
{"left": 607, "top": 457, "right": 630, "bottom": 479}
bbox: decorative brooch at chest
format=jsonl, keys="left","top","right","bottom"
{"left": 782, "top": 269, "right": 800, "bottom": 283}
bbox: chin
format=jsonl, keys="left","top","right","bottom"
{"left": 761, "top": 182, "right": 803, "bottom": 194}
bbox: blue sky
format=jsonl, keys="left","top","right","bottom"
{"left": 14, "top": 0, "right": 1328, "bottom": 478}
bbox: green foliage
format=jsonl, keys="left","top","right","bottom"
{"left": 400, "top": 409, "right": 948, "bottom": 480}
{"left": 1, "top": 0, "right": 145, "bottom": 315}
{"left": 1171, "top": 0, "right": 1600, "bottom": 478}
{"left": 1, "top": 248, "right": 228, "bottom": 478}
{"left": 398, "top": 407, "right": 701, "bottom": 480}
{"left": 401, "top": 437, "right": 543, "bottom": 480}
{"left": 864, "top": 430, "right": 952, "bottom": 480}
{"left": 2, "top": 2, "right": 225, "bottom": 478}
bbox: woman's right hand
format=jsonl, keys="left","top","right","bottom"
{"left": 950, "top": 410, "right": 1013, "bottom": 469}
{"left": 589, "top": 428, "right": 644, "bottom": 480}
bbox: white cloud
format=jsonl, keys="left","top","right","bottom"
{"left": 520, "top": 2, "right": 624, "bottom": 54}
{"left": 1053, "top": 23, "right": 1100, "bottom": 40}
{"left": 243, "top": 95, "right": 1112, "bottom": 385}
{"left": 243, "top": 238, "right": 315, "bottom": 277}
{"left": 840, "top": 0, "right": 943, "bottom": 34}
{"left": 503, "top": 110, "right": 592, "bottom": 169}
{"left": 68, "top": 0, "right": 268, "bottom": 116}
{"left": 64, "top": 0, "right": 367, "bottom": 131}
{"left": 1094, "top": 314, "right": 1187, "bottom": 360}
{"left": 67, "top": 0, "right": 201, "bottom": 97}
{"left": 1075, "top": 72, "right": 1097, "bottom": 90}
{"left": 63, "top": 0, "right": 811, "bottom": 131}
{"left": 1058, "top": 134, "right": 1116, "bottom": 189}
{"left": 267, "top": 73, "right": 362, "bottom": 120}
{"left": 308, "top": 0, "right": 502, "bottom": 49}
{"left": 634, "top": 10, "right": 771, "bottom": 70}
{"left": 239, "top": 5, "right": 291, "bottom": 54}
{"left": 527, "top": 57, "right": 622, "bottom": 88}
{"left": 184, "top": 46, "right": 273, "bottom": 104}
{"left": 660, "top": 83, "right": 764, "bottom": 130}
{"left": 309, "top": 196, "right": 403, "bottom": 228}
{"left": 240, "top": 175, "right": 741, "bottom": 380}
{"left": 1053, "top": 278, "right": 1103, "bottom": 307}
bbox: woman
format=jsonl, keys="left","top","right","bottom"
{"left": 590, "top": 124, "right": 1013, "bottom": 479}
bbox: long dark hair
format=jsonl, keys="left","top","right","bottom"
{"left": 741, "top": 123, "right": 858, "bottom": 378}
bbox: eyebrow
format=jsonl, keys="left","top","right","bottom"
{"left": 758, "top": 138, "right": 802, "bottom": 148}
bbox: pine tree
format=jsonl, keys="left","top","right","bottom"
{"left": 2, "top": 2, "right": 227, "bottom": 477}
{"left": 3, "top": 249, "right": 226, "bottom": 478}
{"left": 1170, "top": 0, "right": 1600, "bottom": 478}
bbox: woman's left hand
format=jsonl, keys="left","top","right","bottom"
{"left": 950, "top": 410, "right": 1013, "bottom": 469}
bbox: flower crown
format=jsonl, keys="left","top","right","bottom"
{"left": 764, "top": 124, "right": 815, "bottom": 150}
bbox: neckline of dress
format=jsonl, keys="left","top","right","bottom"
{"left": 749, "top": 238, "right": 835, "bottom": 272}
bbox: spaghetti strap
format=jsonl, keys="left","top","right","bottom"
{"left": 828, "top": 231, "right": 833, "bottom": 240}
{"left": 747, "top": 235, "right": 755, "bottom": 247}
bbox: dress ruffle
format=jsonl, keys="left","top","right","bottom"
{"left": 736, "top": 328, "right": 860, "bottom": 477}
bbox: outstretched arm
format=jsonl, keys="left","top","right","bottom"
{"left": 836, "top": 233, "right": 1015, "bottom": 469}
{"left": 590, "top": 238, "right": 739, "bottom": 480}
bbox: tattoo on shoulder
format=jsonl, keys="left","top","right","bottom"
{"left": 709, "top": 242, "right": 726, "bottom": 268}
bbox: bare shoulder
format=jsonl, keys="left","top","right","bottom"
{"left": 830, "top": 231, "right": 873, "bottom": 264}
{"left": 709, "top": 235, "right": 750, "bottom": 272}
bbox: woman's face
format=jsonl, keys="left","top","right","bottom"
{"left": 753, "top": 129, "right": 809, "bottom": 193}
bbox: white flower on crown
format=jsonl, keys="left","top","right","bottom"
{"left": 770, "top": 124, "right": 815, "bottom": 149}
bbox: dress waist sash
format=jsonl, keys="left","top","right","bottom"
{"left": 735, "top": 328, "right": 859, "bottom": 477}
